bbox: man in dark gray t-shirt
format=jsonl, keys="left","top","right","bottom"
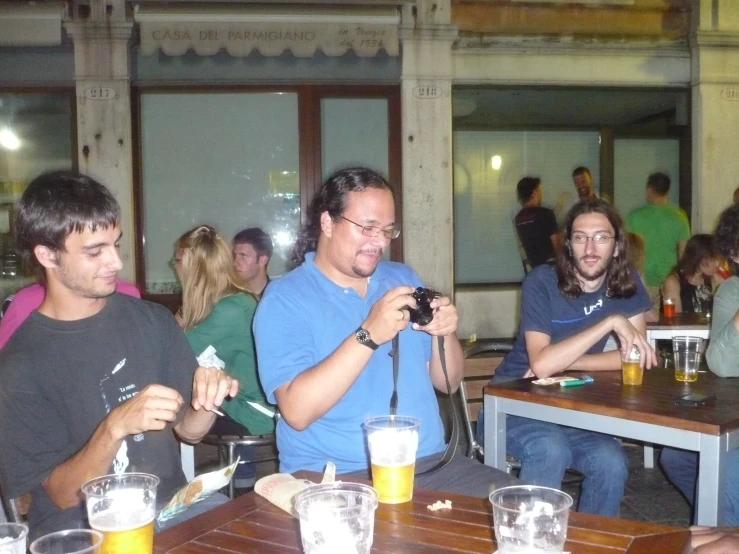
{"left": 0, "top": 171, "right": 238, "bottom": 540}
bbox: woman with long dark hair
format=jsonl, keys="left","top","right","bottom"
{"left": 660, "top": 234, "right": 723, "bottom": 314}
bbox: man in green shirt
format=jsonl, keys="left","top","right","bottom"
{"left": 626, "top": 172, "right": 690, "bottom": 307}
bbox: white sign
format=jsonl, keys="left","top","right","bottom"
{"left": 721, "top": 89, "right": 739, "bottom": 101}
{"left": 84, "top": 87, "right": 117, "bottom": 101}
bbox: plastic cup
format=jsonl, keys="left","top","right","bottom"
{"left": 621, "top": 346, "right": 643, "bottom": 386}
{"left": 81, "top": 473, "right": 159, "bottom": 554}
{"left": 29, "top": 529, "right": 103, "bottom": 554}
{"left": 490, "top": 485, "right": 573, "bottom": 554}
{"left": 363, "top": 415, "right": 420, "bottom": 504}
{"left": 294, "top": 482, "right": 378, "bottom": 554}
{"left": 673, "top": 336, "right": 703, "bottom": 383}
{"left": 0, "top": 522, "right": 28, "bottom": 554}
{"left": 663, "top": 297, "right": 676, "bottom": 318}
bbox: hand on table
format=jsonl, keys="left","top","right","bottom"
{"left": 691, "top": 526, "right": 739, "bottom": 553}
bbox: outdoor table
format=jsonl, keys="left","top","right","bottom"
{"left": 154, "top": 471, "right": 689, "bottom": 553}
{"left": 484, "top": 369, "right": 739, "bottom": 525}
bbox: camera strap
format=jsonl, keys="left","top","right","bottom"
{"left": 389, "top": 334, "right": 459, "bottom": 476}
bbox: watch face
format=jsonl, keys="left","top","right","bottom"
{"left": 356, "top": 329, "right": 371, "bottom": 343}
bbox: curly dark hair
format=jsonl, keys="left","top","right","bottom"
{"left": 555, "top": 198, "right": 636, "bottom": 298}
{"left": 291, "top": 167, "right": 395, "bottom": 265}
{"left": 715, "top": 204, "right": 739, "bottom": 276}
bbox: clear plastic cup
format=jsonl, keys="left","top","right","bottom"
{"left": 363, "top": 415, "right": 420, "bottom": 504}
{"left": 673, "top": 336, "right": 703, "bottom": 383}
{"left": 490, "top": 485, "right": 573, "bottom": 554}
{"left": 621, "top": 346, "right": 643, "bottom": 386}
{"left": 29, "top": 529, "right": 103, "bottom": 554}
{"left": 0, "top": 522, "right": 28, "bottom": 554}
{"left": 81, "top": 473, "right": 159, "bottom": 554}
{"left": 294, "top": 482, "right": 378, "bottom": 554}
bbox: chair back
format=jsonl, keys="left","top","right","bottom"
{"left": 460, "top": 342, "right": 513, "bottom": 459}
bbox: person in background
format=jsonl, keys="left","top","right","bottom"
{"left": 734, "top": 187, "right": 739, "bottom": 205}
{"left": 625, "top": 232, "right": 659, "bottom": 323}
{"left": 513, "top": 177, "right": 561, "bottom": 269}
{"left": 174, "top": 225, "right": 275, "bottom": 490}
{"left": 626, "top": 172, "right": 691, "bottom": 309}
{"left": 0, "top": 280, "right": 140, "bottom": 349}
{"left": 233, "top": 227, "right": 273, "bottom": 298}
{"left": 478, "top": 199, "right": 656, "bottom": 517}
{"left": 660, "top": 234, "right": 723, "bottom": 315}
{"left": 659, "top": 205, "right": 739, "bottom": 526}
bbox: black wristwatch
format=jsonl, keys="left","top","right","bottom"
{"left": 355, "top": 327, "right": 379, "bottom": 350}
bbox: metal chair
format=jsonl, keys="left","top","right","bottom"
{"left": 0, "top": 473, "right": 21, "bottom": 523}
{"left": 202, "top": 433, "right": 277, "bottom": 499}
{"left": 460, "top": 342, "right": 585, "bottom": 488}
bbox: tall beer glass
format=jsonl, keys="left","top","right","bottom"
{"left": 81, "top": 473, "right": 159, "bottom": 554}
{"left": 363, "top": 416, "right": 420, "bottom": 504}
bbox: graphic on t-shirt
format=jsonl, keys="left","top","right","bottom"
{"left": 552, "top": 298, "right": 604, "bottom": 324}
{"left": 99, "top": 358, "right": 140, "bottom": 475}
{"left": 113, "top": 440, "right": 129, "bottom": 474}
{"left": 584, "top": 298, "right": 603, "bottom": 316}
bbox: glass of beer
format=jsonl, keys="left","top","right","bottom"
{"left": 673, "top": 336, "right": 703, "bottom": 383}
{"left": 30, "top": 529, "right": 103, "bottom": 554}
{"left": 490, "top": 485, "right": 573, "bottom": 554}
{"left": 663, "top": 297, "right": 676, "bottom": 318}
{"left": 363, "top": 415, "right": 420, "bottom": 504}
{"left": 621, "top": 346, "right": 643, "bottom": 386}
{"left": 0, "top": 523, "right": 28, "bottom": 554}
{"left": 81, "top": 473, "right": 159, "bottom": 554}
{"left": 294, "top": 482, "right": 378, "bottom": 554}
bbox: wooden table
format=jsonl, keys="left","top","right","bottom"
{"left": 154, "top": 474, "right": 689, "bottom": 553}
{"left": 484, "top": 369, "right": 739, "bottom": 525}
{"left": 646, "top": 312, "right": 710, "bottom": 350}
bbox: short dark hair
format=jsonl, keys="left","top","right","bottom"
{"left": 292, "top": 167, "right": 394, "bottom": 265}
{"left": 647, "top": 172, "right": 671, "bottom": 196}
{"left": 15, "top": 171, "right": 120, "bottom": 282}
{"left": 233, "top": 227, "right": 273, "bottom": 261}
{"left": 715, "top": 204, "right": 739, "bottom": 276}
{"left": 555, "top": 198, "right": 636, "bottom": 299}
{"left": 572, "top": 167, "right": 591, "bottom": 180}
{"left": 516, "top": 177, "right": 541, "bottom": 204}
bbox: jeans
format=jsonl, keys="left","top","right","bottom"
{"left": 477, "top": 411, "right": 627, "bottom": 517}
{"left": 660, "top": 447, "right": 739, "bottom": 525}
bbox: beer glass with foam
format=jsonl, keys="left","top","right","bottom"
{"left": 621, "top": 346, "right": 643, "bottom": 386}
{"left": 363, "top": 416, "right": 420, "bottom": 504}
{"left": 81, "top": 473, "right": 159, "bottom": 554}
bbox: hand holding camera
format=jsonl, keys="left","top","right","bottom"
{"left": 410, "top": 289, "right": 458, "bottom": 337}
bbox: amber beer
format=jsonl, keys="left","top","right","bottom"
{"left": 364, "top": 416, "right": 420, "bottom": 505}
{"left": 663, "top": 298, "right": 676, "bottom": 318}
{"left": 89, "top": 511, "right": 155, "bottom": 554}
{"left": 370, "top": 462, "right": 415, "bottom": 504}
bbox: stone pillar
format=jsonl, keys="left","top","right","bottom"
{"left": 65, "top": 0, "right": 136, "bottom": 280}
{"left": 399, "top": 0, "right": 458, "bottom": 295}
{"left": 691, "top": 2, "right": 739, "bottom": 232}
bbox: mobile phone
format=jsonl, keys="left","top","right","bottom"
{"left": 674, "top": 393, "right": 716, "bottom": 407}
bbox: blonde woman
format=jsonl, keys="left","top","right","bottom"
{"left": 174, "top": 225, "right": 275, "bottom": 488}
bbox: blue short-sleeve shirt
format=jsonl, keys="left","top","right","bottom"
{"left": 254, "top": 253, "right": 445, "bottom": 473}
{"left": 496, "top": 264, "right": 652, "bottom": 379}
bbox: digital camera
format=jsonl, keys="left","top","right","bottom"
{"left": 406, "top": 287, "right": 441, "bottom": 326}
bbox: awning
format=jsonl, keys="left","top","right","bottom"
{"left": 0, "top": 2, "right": 66, "bottom": 46}
{"left": 134, "top": 5, "right": 400, "bottom": 57}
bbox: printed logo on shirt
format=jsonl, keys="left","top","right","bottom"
{"left": 584, "top": 298, "right": 603, "bottom": 316}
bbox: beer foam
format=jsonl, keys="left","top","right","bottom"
{"left": 90, "top": 508, "right": 154, "bottom": 532}
{"left": 367, "top": 428, "right": 418, "bottom": 465}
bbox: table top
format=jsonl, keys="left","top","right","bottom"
{"left": 154, "top": 473, "right": 689, "bottom": 554}
{"left": 485, "top": 369, "right": 739, "bottom": 435}
{"left": 647, "top": 312, "right": 710, "bottom": 330}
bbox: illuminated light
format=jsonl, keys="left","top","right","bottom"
{"left": 0, "top": 128, "right": 20, "bottom": 151}
{"left": 274, "top": 231, "right": 292, "bottom": 247}
{"left": 491, "top": 155, "right": 502, "bottom": 170}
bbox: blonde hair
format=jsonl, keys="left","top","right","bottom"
{"left": 175, "top": 225, "right": 250, "bottom": 330}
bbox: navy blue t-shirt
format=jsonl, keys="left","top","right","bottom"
{"left": 496, "top": 264, "right": 652, "bottom": 379}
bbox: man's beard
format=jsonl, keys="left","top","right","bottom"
{"left": 575, "top": 257, "right": 609, "bottom": 282}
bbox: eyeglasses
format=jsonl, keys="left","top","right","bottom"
{"left": 571, "top": 233, "right": 615, "bottom": 245}
{"left": 339, "top": 216, "right": 401, "bottom": 240}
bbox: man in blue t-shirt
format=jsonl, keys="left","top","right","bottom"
{"left": 479, "top": 198, "right": 656, "bottom": 517}
{"left": 254, "top": 167, "right": 517, "bottom": 497}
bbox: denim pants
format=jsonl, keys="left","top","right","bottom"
{"left": 660, "top": 447, "right": 739, "bottom": 525}
{"left": 477, "top": 411, "right": 628, "bottom": 517}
